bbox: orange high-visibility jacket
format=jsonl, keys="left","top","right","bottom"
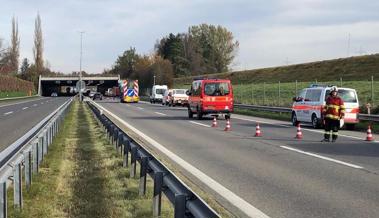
{"left": 323, "top": 96, "right": 345, "bottom": 120}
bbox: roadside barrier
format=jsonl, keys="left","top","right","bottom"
{"left": 86, "top": 100, "right": 219, "bottom": 218}
{"left": 0, "top": 97, "right": 73, "bottom": 218}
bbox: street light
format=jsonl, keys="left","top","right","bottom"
{"left": 79, "top": 31, "right": 85, "bottom": 101}
{"left": 153, "top": 75, "right": 156, "bottom": 86}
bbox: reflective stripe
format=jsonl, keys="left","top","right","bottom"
{"left": 325, "top": 114, "right": 340, "bottom": 120}
{"left": 332, "top": 132, "right": 339, "bottom": 136}
{"left": 324, "top": 132, "right": 331, "bottom": 135}
{"left": 326, "top": 104, "right": 341, "bottom": 109}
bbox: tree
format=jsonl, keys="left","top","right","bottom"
{"left": 112, "top": 47, "right": 139, "bottom": 79}
{"left": 20, "top": 58, "right": 30, "bottom": 78}
{"left": 10, "top": 16, "right": 20, "bottom": 74}
{"left": 33, "top": 13, "right": 44, "bottom": 75}
{"left": 189, "top": 24, "right": 239, "bottom": 73}
{"left": 150, "top": 55, "right": 174, "bottom": 87}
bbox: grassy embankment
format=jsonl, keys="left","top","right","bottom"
{"left": 0, "top": 91, "right": 34, "bottom": 99}
{"left": 7, "top": 101, "right": 174, "bottom": 218}
{"left": 174, "top": 54, "right": 379, "bottom": 110}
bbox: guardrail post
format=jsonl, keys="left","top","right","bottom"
{"left": 43, "top": 130, "right": 48, "bottom": 155}
{"left": 33, "top": 140, "right": 39, "bottom": 173}
{"left": 13, "top": 163, "right": 22, "bottom": 208}
{"left": 38, "top": 135, "right": 43, "bottom": 164}
{"left": 130, "top": 146, "right": 137, "bottom": 178}
{"left": 25, "top": 151, "right": 32, "bottom": 189}
{"left": 0, "top": 182, "right": 7, "bottom": 218}
{"left": 114, "top": 129, "right": 119, "bottom": 149}
{"left": 174, "top": 194, "right": 186, "bottom": 218}
{"left": 139, "top": 157, "right": 148, "bottom": 196}
{"left": 153, "top": 172, "right": 163, "bottom": 217}
{"left": 123, "top": 136, "right": 130, "bottom": 167}
{"left": 117, "top": 133, "right": 123, "bottom": 155}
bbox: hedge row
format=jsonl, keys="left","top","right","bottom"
{"left": 0, "top": 75, "right": 35, "bottom": 93}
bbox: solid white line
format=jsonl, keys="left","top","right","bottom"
{"left": 92, "top": 101, "right": 270, "bottom": 218}
{"left": 280, "top": 146, "right": 364, "bottom": 169}
{"left": 4, "top": 111, "right": 13, "bottom": 115}
{"left": 189, "top": 121, "right": 211, "bottom": 128}
{"left": 22, "top": 107, "right": 28, "bottom": 110}
{"left": 154, "top": 112, "right": 166, "bottom": 116}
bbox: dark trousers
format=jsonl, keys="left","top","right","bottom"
{"left": 324, "top": 118, "right": 340, "bottom": 140}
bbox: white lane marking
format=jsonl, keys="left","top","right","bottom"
{"left": 92, "top": 101, "right": 270, "bottom": 218}
{"left": 154, "top": 112, "right": 166, "bottom": 116}
{"left": 189, "top": 121, "right": 211, "bottom": 128}
{"left": 41, "top": 102, "right": 44, "bottom": 104}
{"left": 233, "top": 115, "right": 379, "bottom": 143}
{"left": 137, "top": 107, "right": 144, "bottom": 110}
{"left": 4, "top": 111, "right": 13, "bottom": 115}
{"left": 22, "top": 107, "right": 28, "bottom": 110}
{"left": 280, "top": 146, "right": 363, "bottom": 169}
{"left": 0, "top": 97, "right": 45, "bottom": 108}
{"left": 33, "top": 104, "right": 38, "bottom": 107}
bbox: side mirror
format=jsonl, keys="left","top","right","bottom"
{"left": 186, "top": 90, "right": 191, "bottom": 96}
{"left": 292, "top": 97, "right": 297, "bottom": 102}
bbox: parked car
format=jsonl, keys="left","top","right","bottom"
{"left": 150, "top": 85, "right": 168, "bottom": 103}
{"left": 51, "top": 92, "right": 58, "bottom": 97}
{"left": 292, "top": 84, "right": 359, "bottom": 129}
{"left": 162, "top": 89, "right": 173, "bottom": 105}
{"left": 169, "top": 89, "right": 189, "bottom": 107}
{"left": 93, "top": 92, "right": 103, "bottom": 100}
{"left": 187, "top": 78, "right": 233, "bottom": 119}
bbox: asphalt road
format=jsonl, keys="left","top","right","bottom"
{"left": 96, "top": 99, "right": 379, "bottom": 218}
{"left": 0, "top": 97, "right": 70, "bottom": 150}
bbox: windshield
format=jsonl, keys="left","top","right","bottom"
{"left": 325, "top": 89, "right": 357, "bottom": 103}
{"left": 204, "top": 82, "right": 230, "bottom": 96}
{"left": 156, "top": 89, "right": 166, "bottom": 95}
{"left": 174, "top": 90, "right": 186, "bottom": 95}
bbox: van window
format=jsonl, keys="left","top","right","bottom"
{"left": 174, "top": 90, "right": 185, "bottom": 95}
{"left": 192, "top": 81, "right": 201, "bottom": 96}
{"left": 325, "top": 89, "right": 357, "bottom": 103}
{"left": 155, "top": 89, "right": 166, "bottom": 95}
{"left": 204, "top": 82, "right": 230, "bottom": 96}
{"left": 305, "top": 89, "right": 321, "bottom": 102}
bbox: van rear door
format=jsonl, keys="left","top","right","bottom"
{"left": 202, "top": 81, "right": 233, "bottom": 112}
{"left": 325, "top": 89, "right": 359, "bottom": 123}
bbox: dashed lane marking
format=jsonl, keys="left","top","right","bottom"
{"left": 189, "top": 121, "right": 211, "bottom": 128}
{"left": 4, "top": 111, "right": 13, "bottom": 115}
{"left": 154, "top": 112, "right": 167, "bottom": 116}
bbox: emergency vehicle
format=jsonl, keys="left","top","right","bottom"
{"left": 292, "top": 85, "right": 359, "bottom": 129}
{"left": 187, "top": 78, "right": 233, "bottom": 119}
{"left": 120, "top": 80, "right": 139, "bottom": 103}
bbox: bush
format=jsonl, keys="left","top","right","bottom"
{"left": 0, "top": 75, "right": 35, "bottom": 94}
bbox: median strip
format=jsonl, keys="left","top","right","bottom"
{"left": 7, "top": 101, "right": 173, "bottom": 217}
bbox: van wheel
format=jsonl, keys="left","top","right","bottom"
{"left": 311, "top": 114, "right": 320, "bottom": 129}
{"left": 188, "top": 107, "right": 193, "bottom": 119}
{"left": 291, "top": 112, "right": 298, "bottom": 126}
{"left": 197, "top": 107, "right": 203, "bottom": 120}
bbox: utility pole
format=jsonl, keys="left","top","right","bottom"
{"left": 79, "top": 31, "right": 85, "bottom": 101}
{"left": 153, "top": 75, "right": 156, "bottom": 86}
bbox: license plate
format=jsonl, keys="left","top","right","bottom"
{"left": 345, "top": 113, "right": 356, "bottom": 119}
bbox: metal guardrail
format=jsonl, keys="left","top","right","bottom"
{"left": 234, "top": 103, "right": 379, "bottom": 122}
{"left": 87, "top": 100, "right": 219, "bottom": 218}
{"left": 0, "top": 97, "right": 73, "bottom": 218}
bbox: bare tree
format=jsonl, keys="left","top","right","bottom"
{"left": 33, "top": 13, "right": 44, "bottom": 74}
{"left": 10, "top": 16, "right": 20, "bottom": 73}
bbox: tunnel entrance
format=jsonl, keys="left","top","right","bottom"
{"left": 38, "top": 76, "right": 120, "bottom": 97}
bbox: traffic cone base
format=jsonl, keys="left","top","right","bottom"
{"left": 366, "top": 125, "right": 374, "bottom": 141}
{"left": 295, "top": 123, "right": 303, "bottom": 139}
{"left": 224, "top": 119, "right": 231, "bottom": 131}
{"left": 212, "top": 117, "right": 218, "bottom": 127}
{"left": 255, "top": 123, "right": 262, "bottom": 137}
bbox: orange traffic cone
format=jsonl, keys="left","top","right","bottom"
{"left": 224, "top": 119, "right": 231, "bottom": 131}
{"left": 255, "top": 123, "right": 262, "bottom": 137}
{"left": 295, "top": 123, "right": 303, "bottom": 139}
{"left": 212, "top": 117, "right": 218, "bottom": 127}
{"left": 366, "top": 125, "right": 374, "bottom": 141}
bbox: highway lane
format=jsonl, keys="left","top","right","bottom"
{"left": 0, "top": 97, "right": 70, "bottom": 150}
{"left": 97, "top": 100, "right": 379, "bottom": 218}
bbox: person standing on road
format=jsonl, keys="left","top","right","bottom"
{"left": 321, "top": 86, "right": 345, "bottom": 142}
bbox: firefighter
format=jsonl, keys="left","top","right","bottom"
{"left": 321, "top": 86, "right": 345, "bottom": 142}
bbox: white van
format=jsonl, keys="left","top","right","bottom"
{"left": 292, "top": 85, "right": 359, "bottom": 129}
{"left": 150, "top": 85, "right": 168, "bottom": 103}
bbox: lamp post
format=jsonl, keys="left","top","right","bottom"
{"left": 79, "top": 31, "right": 85, "bottom": 101}
{"left": 153, "top": 75, "right": 156, "bottom": 86}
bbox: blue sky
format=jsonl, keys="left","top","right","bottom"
{"left": 0, "top": 0, "right": 378, "bottom": 74}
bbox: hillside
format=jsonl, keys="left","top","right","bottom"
{"left": 174, "top": 54, "right": 379, "bottom": 85}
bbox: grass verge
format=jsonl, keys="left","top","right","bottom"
{"left": 7, "top": 100, "right": 173, "bottom": 217}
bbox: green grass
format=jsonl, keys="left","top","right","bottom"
{"left": 0, "top": 91, "right": 32, "bottom": 99}
{"left": 7, "top": 101, "right": 174, "bottom": 218}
